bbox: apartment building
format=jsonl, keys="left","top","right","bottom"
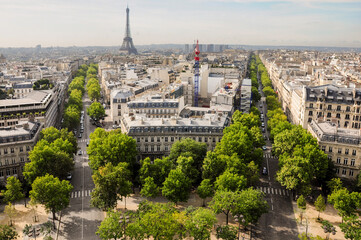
{"left": 121, "top": 113, "right": 230, "bottom": 160}
{"left": 0, "top": 121, "right": 42, "bottom": 185}
{"left": 308, "top": 120, "right": 360, "bottom": 180}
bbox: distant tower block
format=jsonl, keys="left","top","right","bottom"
{"left": 120, "top": 6, "right": 138, "bottom": 55}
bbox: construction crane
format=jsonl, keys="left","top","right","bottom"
{"left": 194, "top": 40, "right": 200, "bottom": 107}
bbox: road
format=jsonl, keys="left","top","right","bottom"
{"left": 56, "top": 88, "right": 103, "bottom": 240}
{"left": 253, "top": 74, "right": 299, "bottom": 240}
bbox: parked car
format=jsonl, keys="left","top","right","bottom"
{"left": 78, "top": 150, "right": 82, "bottom": 155}
{"left": 66, "top": 172, "right": 72, "bottom": 180}
{"left": 261, "top": 123, "right": 265, "bottom": 127}
{"left": 262, "top": 167, "right": 268, "bottom": 175}
{"left": 86, "top": 141, "right": 89, "bottom": 147}
{"left": 262, "top": 146, "right": 267, "bottom": 150}
{"left": 78, "top": 133, "right": 82, "bottom": 138}
{"left": 260, "top": 104, "right": 263, "bottom": 108}
{"left": 262, "top": 128, "right": 265, "bottom": 133}
{"left": 80, "top": 128, "right": 84, "bottom": 133}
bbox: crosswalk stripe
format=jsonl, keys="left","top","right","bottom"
{"left": 267, "top": 188, "right": 270, "bottom": 194}
{"left": 282, "top": 189, "right": 285, "bottom": 195}
{"left": 286, "top": 190, "right": 289, "bottom": 196}
{"left": 271, "top": 188, "right": 274, "bottom": 194}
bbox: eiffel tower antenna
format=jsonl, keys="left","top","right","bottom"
{"left": 120, "top": 6, "right": 138, "bottom": 55}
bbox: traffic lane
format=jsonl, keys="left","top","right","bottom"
{"left": 255, "top": 194, "right": 298, "bottom": 240}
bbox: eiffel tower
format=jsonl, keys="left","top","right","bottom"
{"left": 120, "top": 6, "right": 138, "bottom": 55}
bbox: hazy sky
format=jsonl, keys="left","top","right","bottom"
{"left": 1, "top": 0, "right": 361, "bottom": 47}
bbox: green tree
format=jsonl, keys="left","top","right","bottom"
{"left": 186, "top": 208, "right": 217, "bottom": 240}
{"left": 88, "top": 83, "right": 101, "bottom": 101}
{"left": 68, "top": 89, "right": 83, "bottom": 110}
{"left": 214, "top": 171, "right": 247, "bottom": 192}
{"left": 266, "top": 95, "right": 281, "bottom": 111}
{"left": 162, "top": 169, "right": 191, "bottom": 204}
{"left": 215, "top": 225, "right": 238, "bottom": 240}
{"left": 68, "top": 77, "right": 85, "bottom": 94}
{"left": 232, "top": 111, "right": 260, "bottom": 129}
{"left": 168, "top": 138, "right": 207, "bottom": 172}
{"left": 176, "top": 156, "right": 200, "bottom": 184}
{"left": 263, "top": 86, "right": 277, "bottom": 97}
{"left": 197, "top": 179, "right": 214, "bottom": 207}
{"left": 96, "top": 211, "right": 124, "bottom": 240}
{"left": 315, "top": 195, "right": 326, "bottom": 219}
{"left": 91, "top": 162, "right": 132, "bottom": 211}
{"left": 88, "top": 128, "right": 137, "bottom": 173}
{"left": 23, "top": 139, "right": 74, "bottom": 184}
{"left": 140, "top": 177, "right": 159, "bottom": 198}
{"left": 87, "top": 67, "right": 97, "bottom": 76}
{"left": 250, "top": 106, "right": 260, "bottom": 116}
{"left": 2, "top": 176, "right": 24, "bottom": 205}
{"left": 40, "top": 127, "right": 77, "bottom": 153}
{"left": 297, "top": 195, "right": 307, "bottom": 224}
{"left": 63, "top": 104, "right": 80, "bottom": 130}
{"left": 4, "top": 203, "right": 17, "bottom": 226}
{"left": 251, "top": 86, "right": 261, "bottom": 102}
{"left": 139, "top": 157, "right": 172, "bottom": 187}
{"left": 87, "top": 101, "right": 105, "bottom": 121}
{"left": 232, "top": 188, "right": 269, "bottom": 227}
{"left": 328, "top": 188, "right": 361, "bottom": 222}
{"left": 340, "top": 215, "right": 361, "bottom": 240}
{"left": 201, "top": 151, "right": 227, "bottom": 183}
{"left": 209, "top": 190, "right": 238, "bottom": 225}
{"left": 86, "top": 78, "right": 99, "bottom": 89}
{"left": 327, "top": 178, "right": 343, "bottom": 192}
{"left": 30, "top": 174, "right": 73, "bottom": 225}
{"left": 0, "top": 224, "right": 18, "bottom": 240}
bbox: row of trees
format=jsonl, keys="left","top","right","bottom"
{"left": 85, "top": 65, "right": 106, "bottom": 121}
{"left": 252, "top": 54, "right": 330, "bottom": 197}
{"left": 62, "top": 64, "right": 90, "bottom": 130}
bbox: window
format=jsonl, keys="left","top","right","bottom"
{"left": 205, "top": 137, "right": 208, "bottom": 143}
{"left": 6, "top": 169, "right": 10, "bottom": 176}
{"left": 0, "top": 171, "right": 3, "bottom": 177}
{"left": 345, "top": 149, "right": 349, "bottom": 155}
{"left": 344, "top": 121, "right": 349, "bottom": 128}
{"left": 10, "top": 148, "right": 14, "bottom": 153}
{"left": 349, "top": 170, "right": 354, "bottom": 177}
{"left": 338, "top": 148, "right": 342, "bottom": 154}
{"left": 213, "top": 138, "right": 216, "bottom": 143}
{"left": 352, "top": 150, "right": 356, "bottom": 156}
{"left": 309, "top": 103, "right": 313, "bottom": 108}
{"left": 4, "top": 149, "right": 8, "bottom": 154}
{"left": 328, "top": 105, "right": 332, "bottom": 110}
{"left": 351, "top": 159, "right": 355, "bottom": 166}
{"left": 342, "top": 169, "right": 347, "bottom": 175}
{"left": 336, "top": 157, "right": 341, "bottom": 164}
{"left": 327, "top": 113, "right": 331, "bottom": 118}
{"left": 145, "top": 137, "right": 148, "bottom": 142}
{"left": 321, "top": 146, "right": 326, "bottom": 152}
{"left": 329, "top": 147, "right": 332, "bottom": 152}
{"left": 151, "top": 137, "right": 154, "bottom": 142}
{"left": 346, "top": 114, "right": 350, "bottom": 120}
{"left": 12, "top": 168, "right": 17, "bottom": 175}
{"left": 320, "top": 104, "right": 323, "bottom": 110}
{"left": 309, "top": 111, "right": 313, "bottom": 116}
{"left": 336, "top": 113, "right": 340, "bottom": 118}
{"left": 171, "top": 137, "right": 174, "bottom": 142}
{"left": 19, "top": 147, "right": 23, "bottom": 152}
{"left": 346, "top": 106, "right": 350, "bottom": 112}
{"left": 337, "top": 106, "right": 341, "bottom": 111}
{"left": 308, "top": 118, "right": 312, "bottom": 123}
{"left": 157, "top": 137, "right": 160, "bottom": 142}
{"left": 5, "top": 159, "right": 9, "bottom": 165}
{"left": 165, "top": 137, "right": 168, "bottom": 142}
{"left": 137, "top": 138, "right": 140, "bottom": 143}
{"left": 336, "top": 168, "right": 340, "bottom": 174}
{"left": 344, "top": 158, "right": 348, "bottom": 165}
{"left": 11, "top": 159, "right": 15, "bottom": 164}
{"left": 145, "top": 145, "right": 148, "bottom": 152}
{"left": 165, "top": 145, "right": 169, "bottom": 151}
{"left": 198, "top": 137, "right": 202, "bottom": 142}
{"left": 157, "top": 145, "right": 160, "bottom": 151}
{"left": 26, "top": 146, "right": 30, "bottom": 151}
{"left": 151, "top": 145, "right": 154, "bottom": 152}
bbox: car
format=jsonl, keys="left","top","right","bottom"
{"left": 66, "top": 172, "right": 72, "bottom": 180}
{"left": 86, "top": 141, "right": 89, "bottom": 147}
{"left": 261, "top": 123, "right": 265, "bottom": 127}
{"left": 260, "top": 111, "right": 263, "bottom": 114}
{"left": 260, "top": 104, "right": 263, "bottom": 108}
{"left": 262, "top": 167, "right": 268, "bottom": 175}
{"left": 262, "top": 146, "right": 267, "bottom": 150}
{"left": 80, "top": 128, "right": 84, "bottom": 133}
{"left": 261, "top": 114, "right": 264, "bottom": 118}
{"left": 78, "top": 150, "right": 82, "bottom": 155}
{"left": 78, "top": 133, "right": 82, "bottom": 138}
{"left": 261, "top": 118, "right": 264, "bottom": 122}
{"left": 74, "top": 130, "right": 77, "bottom": 135}
{"left": 262, "top": 128, "right": 265, "bottom": 133}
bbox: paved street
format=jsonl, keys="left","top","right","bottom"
{"left": 253, "top": 75, "right": 299, "bottom": 240}
{"left": 57, "top": 89, "right": 103, "bottom": 240}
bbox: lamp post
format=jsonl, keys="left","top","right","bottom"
{"left": 234, "top": 214, "right": 246, "bottom": 240}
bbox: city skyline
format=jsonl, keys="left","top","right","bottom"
{"left": 1, "top": 0, "right": 361, "bottom": 48}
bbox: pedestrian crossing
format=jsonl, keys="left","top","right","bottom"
{"left": 77, "top": 139, "right": 90, "bottom": 143}
{"left": 70, "top": 189, "right": 93, "bottom": 198}
{"left": 256, "top": 186, "right": 289, "bottom": 197}
{"left": 263, "top": 154, "right": 277, "bottom": 159}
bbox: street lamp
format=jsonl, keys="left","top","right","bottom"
{"left": 234, "top": 214, "right": 246, "bottom": 240}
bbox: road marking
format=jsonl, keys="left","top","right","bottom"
{"left": 271, "top": 188, "right": 274, "bottom": 194}
{"left": 287, "top": 190, "right": 290, "bottom": 196}
{"left": 267, "top": 188, "right": 270, "bottom": 194}
{"left": 283, "top": 189, "right": 286, "bottom": 195}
